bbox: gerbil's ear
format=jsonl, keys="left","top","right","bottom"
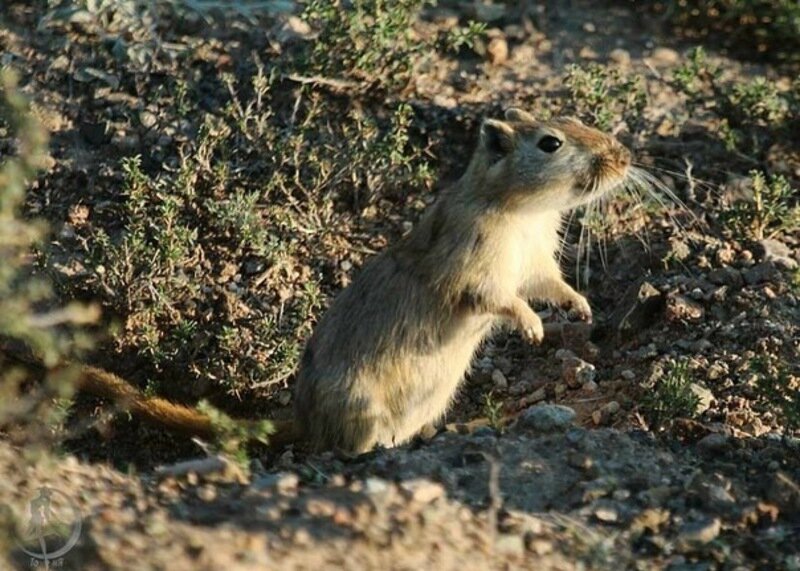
{"left": 504, "top": 108, "right": 536, "bottom": 123}
{"left": 480, "top": 119, "right": 516, "bottom": 160}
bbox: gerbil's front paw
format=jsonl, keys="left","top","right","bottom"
{"left": 518, "top": 312, "right": 544, "bottom": 345}
{"left": 567, "top": 294, "right": 593, "bottom": 323}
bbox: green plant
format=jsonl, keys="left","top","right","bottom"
{"left": 563, "top": 64, "right": 646, "bottom": 131}
{"left": 720, "top": 171, "right": 800, "bottom": 240}
{"left": 482, "top": 391, "right": 503, "bottom": 431}
{"left": 301, "top": 0, "right": 433, "bottom": 89}
{"left": 0, "top": 69, "right": 98, "bottom": 442}
{"left": 444, "top": 20, "right": 487, "bottom": 52}
{"left": 196, "top": 400, "right": 274, "bottom": 466}
{"left": 640, "top": 361, "right": 701, "bottom": 429}
{"left": 672, "top": 46, "right": 715, "bottom": 98}
{"left": 671, "top": 47, "right": 799, "bottom": 154}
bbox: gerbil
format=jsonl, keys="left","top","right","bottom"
{"left": 294, "top": 108, "right": 631, "bottom": 453}
{"left": 1, "top": 109, "right": 631, "bottom": 455}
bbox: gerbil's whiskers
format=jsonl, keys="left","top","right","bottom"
{"left": 575, "top": 177, "right": 601, "bottom": 288}
{"left": 636, "top": 162, "right": 720, "bottom": 197}
{"left": 558, "top": 176, "right": 594, "bottom": 273}
{"left": 625, "top": 167, "right": 702, "bottom": 237}
{"left": 621, "top": 180, "right": 654, "bottom": 253}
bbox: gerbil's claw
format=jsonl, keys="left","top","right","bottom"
{"left": 568, "top": 295, "right": 593, "bottom": 323}
{"left": 522, "top": 323, "right": 544, "bottom": 345}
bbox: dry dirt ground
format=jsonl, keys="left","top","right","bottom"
{"left": 1, "top": 0, "right": 799, "bottom": 569}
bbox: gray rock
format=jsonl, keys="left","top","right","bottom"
{"left": 555, "top": 348, "right": 577, "bottom": 361}
{"left": 470, "top": 2, "right": 506, "bottom": 22}
{"left": 517, "top": 404, "right": 576, "bottom": 432}
{"left": 252, "top": 471, "right": 299, "bottom": 494}
{"left": 743, "top": 261, "right": 780, "bottom": 285}
{"left": 689, "top": 383, "right": 714, "bottom": 414}
{"left": 139, "top": 110, "right": 158, "bottom": 129}
{"left": 755, "top": 238, "right": 798, "bottom": 270}
{"left": 697, "top": 433, "right": 730, "bottom": 455}
{"left": 707, "top": 266, "right": 743, "bottom": 287}
{"left": 675, "top": 518, "right": 721, "bottom": 552}
{"left": 765, "top": 471, "right": 800, "bottom": 515}
{"left": 244, "top": 258, "right": 266, "bottom": 275}
{"left": 615, "top": 281, "right": 665, "bottom": 337}
{"left": 592, "top": 401, "right": 620, "bottom": 426}
{"left": 492, "top": 369, "right": 509, "bottom": 390}
{"left": 562, "top": 357, "right": 597, "bottom": 389}
{"left": 665, "top": 293, "right": 704, "bottom": 322}
{"left": 277, "top": 389, "right": 292, "bottom": 406}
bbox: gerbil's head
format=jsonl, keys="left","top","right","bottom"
{"left": 470, "top": 108, "right": 631, "bottom": 212}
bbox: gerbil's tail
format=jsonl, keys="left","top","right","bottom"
{"left": 76, "top": 364, "right": 217, "bottom": 439}
{"left": 1, "top": 341, "right": 299, "bottom": 451}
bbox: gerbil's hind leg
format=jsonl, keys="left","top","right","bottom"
{"left": 337, "top": 412, "right": 382, "bottom": 454}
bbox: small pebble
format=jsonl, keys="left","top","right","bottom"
{"left": 495, "top": 534, "right": 525, "bottom": 557}
{"left": 492, "top": 368, "right": 509, "bottom": 390}
{"left": 594, "top": 506, "right": 619, "bottom": 523}
{"left": 650, "top": 46, "right": 679, "bottom": 65}
{"left": 609, "top": 48, "right": 631, "bottom": 66}
{"left": 526, "top": 537, "right": 553, "bottom": 555}
{"left": 562, "top": 356, "right": 597, "bottom": 389}
{"left": 592, "top": 401, "right": 620, "bottom": 426}
{"left": 697, "top": 433, "right": 730, "bottom": 455}
{"left": 400, "top": 479, "right": 444, "bottom": 504}
{"left": 675, "top": 518, "right": 721, "bottom": 552}
{"left": 487, "top": 37, "right": 509, "bottom": 65}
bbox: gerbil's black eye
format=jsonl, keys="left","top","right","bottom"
{"left": 537, "top": 135, "right": 562, "bottom": 153}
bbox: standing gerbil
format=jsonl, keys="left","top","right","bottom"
{"left": 3, "top": 108, "right": 631, "bottom": 454}
{"left": 294, "top": 108, "right": 631, "bottom": 453}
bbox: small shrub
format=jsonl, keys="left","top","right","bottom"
{"left": 482, "top": 391, "right": 503, "bottom": 431}
{"left": 443, "top": 20, "right": 487, "bottom": 53}
{"left": 640, "top": 361, "right": 701, "bottom": 429}
{"left": 0, "top": 70, "right": 98, "bottom": 443}
{"left": 720, "top": 171, "right": 800, "bottom": 240}
{"left": 671, "top": 47, "right": 799, "bottom": 155}
{"left": 563, "top": 64, "right": 646, "bottom": 131}
{"left": 301, "top": 0, "right": 433, "bottom": 89}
